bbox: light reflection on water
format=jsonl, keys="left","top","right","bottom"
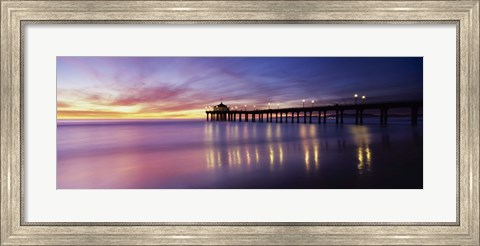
{"left": 57, "top": 119, "right": 422, "bottom": 189}
{"left": 350, "top": 126, "right": 372, "bottom": 175}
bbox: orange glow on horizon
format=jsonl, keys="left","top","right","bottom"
{"left": 57, "top": 102, "right": 207, "bottom": 120}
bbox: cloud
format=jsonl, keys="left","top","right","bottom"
{"left": 108, "top": 85, "right": 190, "bottom": 106}
{"left": 57, "top": 101, "right": 71, "bottom": 108}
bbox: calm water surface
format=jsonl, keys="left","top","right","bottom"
{"left": 57, "top": 118, "right": 423, "bottom": 189}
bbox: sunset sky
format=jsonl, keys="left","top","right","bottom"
{"left": 57, "top": 57, "right": 423, "bottom": 119}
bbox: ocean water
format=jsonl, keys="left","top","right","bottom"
{"left": 57, "top": 117, "right": 423, "bottom": 189}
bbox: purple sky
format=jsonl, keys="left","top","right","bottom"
{"left": 57, "top": 57, "right": 423, "bottom": 119}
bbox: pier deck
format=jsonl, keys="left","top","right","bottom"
{"left": 206, "top": 101, "right": 422, "bottom": 125}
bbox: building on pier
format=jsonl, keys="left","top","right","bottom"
{"left": 213, "top": 102, "right": 229, "bottom": 112}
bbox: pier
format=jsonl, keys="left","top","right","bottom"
{"left": 206, "top": 101, "right": 422, "bottom": 125}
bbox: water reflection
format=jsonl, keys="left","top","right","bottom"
{"left": 278, "top": 143, "right": 284, "bottom": 165}
{"left": 269, "top": 144, "right": 274, "bottom": 170}
{"left": 304, "top": 144, "right": 310, "bottom": 172}
{"left": 206, "top": 124, "right": 363, "bottom": 175}
{"left": 350, "top": 126, "right": 373, "bottom": 175}
{"left": 57, "top": 119, "right": 423, "bottom": 189}
{"left": 205, "top": 140, "right": 291, "bottom": 171}
{"left": 357, "top": 146, "right": 372, "bottom": 175}
{"left": 204, "top": 124, "right": 325, "bottom": 172}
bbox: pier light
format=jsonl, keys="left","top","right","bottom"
{"left": 244, "top": 105, "right": 247, "bottom": 111}
{"left": 268, "top": 102, "right": 271, "bottom": 109}
{"left": 302, "top": 99, "right": 305, "bottom": 108}
{"left": 277, "top": 103, "right": 280, "bottom": 109}
{"left": 354, "top": 94, "right": 358, "bottom": 105}
{"left": 362, "top": 95, "right": 366, "bottom": 104}
{"left": 311, "top": 100, "right": 315, "bottom": 107}
{"left": 235, "top": 106, "right": 238, "bottom": 110}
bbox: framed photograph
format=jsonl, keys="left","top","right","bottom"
{"left": 56, "top": 56, "right": 424, "bottom": 190}
{"left": 1, "top": 0, "right": 478, "bottom": 245}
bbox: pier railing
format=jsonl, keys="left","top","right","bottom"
{"left": 205, "top": 101, "right": 422, "bottom": 125}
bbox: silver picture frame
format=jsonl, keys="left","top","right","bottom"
{"left": 1, "top": 1, "right": 478, "bottom": 245}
